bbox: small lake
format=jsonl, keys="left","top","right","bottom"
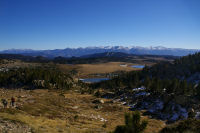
{"left": 79, "top": 78, "right": 110, "bottom": 83}
{"left": 131, "top": 65, "right": 145, "bottom": 69}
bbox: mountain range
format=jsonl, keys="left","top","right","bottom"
{"left": 0, "top": 46, "right": 199, "bottom": 58}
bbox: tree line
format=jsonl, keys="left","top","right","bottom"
{"left": 92, "top": 52, "right": 200, "bottom": 98}
{"left": 0, "top": 67, "right": 74, "bottom": 90}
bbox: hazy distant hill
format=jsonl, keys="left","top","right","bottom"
{"left": 0, "top": 52, "right": 177, "bottom": 64}
{"left": 80, "top": 52, "right": 178, "bottom": 59}
{"left": 0, "top": 46, "right": 199, "bottom": 58}
{"left": 80, "top": 52, "right": 132, "bottom": 58}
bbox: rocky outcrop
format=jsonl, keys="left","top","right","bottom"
{"left": 131, "top": 98, "right": 189, "bottom": 123}
{"left": 0, "top": 118, "right": 32, "bottom": 133}
{"left": 103, "top": 87, "right": 200, "bottom": 123}
{"left": 187, "top": 72, "right": 200, "bottom": 83}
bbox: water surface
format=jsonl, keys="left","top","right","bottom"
{"left": 131, "top": 65, "right": 145, "bottom": 69}
{"left": 79, "top": 78, "right": 110, "bottom": 83}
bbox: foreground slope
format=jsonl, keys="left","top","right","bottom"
{"left": 0, "top": 89, "right": 165, "bottom": 133}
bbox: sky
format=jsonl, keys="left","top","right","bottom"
{"left": 0, "top": 0, "right": 200, "bottom": 50}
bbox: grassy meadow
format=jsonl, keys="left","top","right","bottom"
{"left": 0, "top": 88, "right": 165, "bottom": 133}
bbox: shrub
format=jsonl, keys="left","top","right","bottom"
{"left": 160, "top": 119, "right": 200, "bottom": 133}
{"left": 114, "top": 111, "right": 148, "bottom": 133}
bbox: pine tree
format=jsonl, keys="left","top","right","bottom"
{"left": 114, "top": 111, "right": 148, "bottom": 133}
{"left": 196, "top": 83, "right": 200, "bottom": 100}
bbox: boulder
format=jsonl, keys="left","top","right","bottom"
{"left": 148, "top": 99, "right": 164, "bottom": 113}
{"left": 195, "top": 112, "right": 200, "bottom": 119}
{"left": 170, "top": 113, "right": 179, "bottom": 121}
{"left": 100, "top": 99, "right": 104, "bottom": 104}
{"left": 163, "top": 103, "right": 188, "bottom": 122}
{"left": 92, "top": 99, "right": 104, "bottom": 104}
{"left": 72, "top": 106, "right": 79, "bottom": 109}
{"left": 178, "top": 106, "right": 188, "bottom": 119}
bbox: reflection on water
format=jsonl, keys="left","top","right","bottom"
{"left": 131, "top": 65, "right": 145, "bottom": 69}
{"left": 79, "top": 78, "right": 110, "bottom": 83}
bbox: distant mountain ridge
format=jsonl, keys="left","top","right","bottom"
{"left": 80, "top": 52, "right": 131, "bottom": 58}
{"left": 1, "top": 46, "right": 199, "bottom": 58}
{"left": 80, "top": 52, "right": 178, "bottom": 59}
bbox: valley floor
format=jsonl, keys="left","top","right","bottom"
{"left": 0, "top": 88, "right": 165, "bottom": 133}
{"left": 58, "top": 62, "right": 147, "bottom": 78}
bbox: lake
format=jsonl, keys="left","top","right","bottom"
{"left": 131, "top": 65, "right": 145, "bottom": 69}
{"left": 79, "top": 78, "right": 110, "bottom": 83}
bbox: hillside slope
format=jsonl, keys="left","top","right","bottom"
{"left": 93, "top": 52, "right": 200, "bottom": 123}
{"left": 0, "top": 89, "right": 166, "bottom": 133}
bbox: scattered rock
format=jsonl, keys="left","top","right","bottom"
{"left": 0, "top": 118, "right": 32, "bottom": 133}
{"left": 72, "top": 106, "right": 79, "bottom": 109}
{"left": 26, "top": 99, "right": 35, "bottom": 104}
{"left": 131, "top": 97, "right": 189, "bottom": 122}
{"left": 94, "top": 105, "right": 102, "bottom": 109}
{"left": 195, "top": 112, "right": 200, "bottom": 119}
{"left": 92, "top": 99, "right": 104, "bottom": 104}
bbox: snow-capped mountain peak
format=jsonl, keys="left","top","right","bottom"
{"left": 0, "top": 46, "right": 199, "bottom": 58}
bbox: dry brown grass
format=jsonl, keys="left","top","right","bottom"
{"left": 77, "top": 62, "right": 138, "bottom": 74}
{"left": 0, "top": 89, "right": 166, "bottom": 133}
{"left": 58, "top": 62, "right": 145, "bottom": 78}
{"left": 143, "top": 116, "right": 166, "bottom": 133}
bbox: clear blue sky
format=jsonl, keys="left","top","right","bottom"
{"left": 0, "top": 0, "right": 200, "bottom": 50}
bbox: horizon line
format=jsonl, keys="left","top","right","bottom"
{"left": 1, "top": 45, "right": 200, "bottom": 51}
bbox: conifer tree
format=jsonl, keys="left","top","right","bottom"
{"left": 114, "top": 111, "right": 148, "bottom": 133}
